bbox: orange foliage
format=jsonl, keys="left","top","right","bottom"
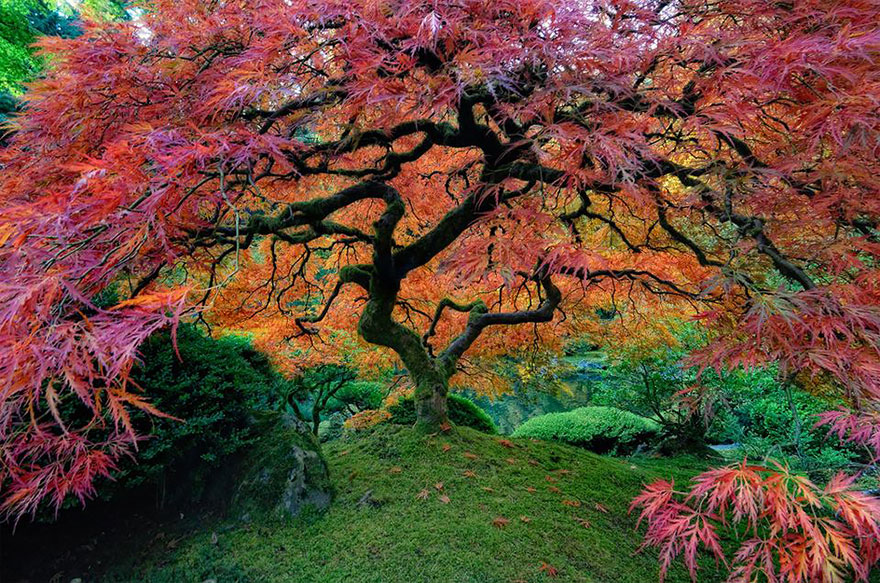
{"left": 343, "top": 409, "right": 392, "bottom": 430}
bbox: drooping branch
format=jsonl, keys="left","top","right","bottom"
{"left": 556, "top": 266, "right": 703, "bottom": 300}
{"left": 694, "top": 186, "right": 817, "bottom": 291}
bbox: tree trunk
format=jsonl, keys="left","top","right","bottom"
{"left": 414, "top": 381, "right": 449, "bottom": 431}
{"left": 354, "top": 269, "right": 450, "bottom": 431}
{"left": 312, "top": 408, "right": 321, "bottom": 436}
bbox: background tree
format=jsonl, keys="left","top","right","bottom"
{"left": 0, "top": 4, "right": 878, "bottom": 572}
{"left": 286, "top": 364, "right": 358, "bottom": 435}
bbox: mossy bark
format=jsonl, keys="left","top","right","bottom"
{"left": 413, "top": 381, "right": 449, "bottom": 431}
{"left": 354, "top": 265, "right": 451, "bottom": 431}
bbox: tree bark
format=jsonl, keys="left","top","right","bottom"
{"left": 413, "top": 378, "right": 449, "bottom": 431}
{"left": 354, "top": 264, "right": 452, "bottom": 430}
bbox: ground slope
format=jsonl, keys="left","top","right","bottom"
{"left": 96, "top": 426, "right": 720, "bottom": 583}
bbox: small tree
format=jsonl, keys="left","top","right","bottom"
{"left": 592, "top": 323, "right": 720, "bottom": 454}
{"left": 287, "top": 364, "right": 358, "bottom": 435}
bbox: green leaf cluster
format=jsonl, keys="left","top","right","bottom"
{"left": 102, "top": 323, "right": 289, "bottom": 504}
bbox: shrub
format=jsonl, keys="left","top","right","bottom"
{"left": 511, "top": 406, "right": 659, "bottom": 455}
{"left": 317, "top": 413, "right": 344, "bottom": 442}
{"left": 100, "top": 324, "right": 288, "bottom": 504}
{"left": 286, "top": 364, "right": 357, "bottom": 435}
{"left": 387, "top": 394, "right": 498, "bottom": 434}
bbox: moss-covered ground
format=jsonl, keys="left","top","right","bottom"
{"left": 95, "top": 425, "right": 724, "bottom": 583}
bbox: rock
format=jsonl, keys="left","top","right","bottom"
{"left": 230, "top": 412, "right": 333, "bottom": 521}
{"left": 356, "top": 489, "right": 384, "bottom": 508}
{"left": 318, "top": 411, "right": 346, "bottom": 442}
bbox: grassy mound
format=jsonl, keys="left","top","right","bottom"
{"left": 95, "top": 426, "right": 721, "bottom": 583}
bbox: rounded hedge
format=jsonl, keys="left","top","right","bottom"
{"left": 387, "top": 394, "right": 498, "bottom": 434}
{"left": 511, "top": 406, "right": 659, "bottom": 455}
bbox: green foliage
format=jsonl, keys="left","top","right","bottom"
{"left": 0, "top": 0, "right": 76, "bottom": 92}
{"left": 317, "top": 412, "right": 347, "bottom": 443}
{"left": 588, "top": 325, "right": 724, "bottom": 452}
{"left": 0, "top": 0, "right": 42, "bottom": 91}
{"left": 0, "top": 0, "right": 125, "bottom": 94}
{"left": 586, "top": 324, "right": 860, "bottom": 477}
{"left": 387, "top": 393, "right": 498, "bottom": 434}
{"left": 714, "top": 377, "right": 861, "bottom": 481}
{"left": 286, "top": 364, "right": 357, "bottom": 434}
{"left": 105, "top": 324, "right": 288, "bottom": 502}
{"left": 327, "top": 380, "right": 385, "bottom": 413}
{"left": 511, "top": 406, "right": 660, "bottom": 455}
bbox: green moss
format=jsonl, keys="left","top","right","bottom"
{"left": 101, "top": 426, "right": 722, "bottom": 583}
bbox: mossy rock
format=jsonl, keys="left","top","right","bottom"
{"left": 230, "top": 412, "right": 333, "bottom": 522}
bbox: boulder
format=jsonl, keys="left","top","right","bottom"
{"left": 230, "top": 412, "right": 333, "bottom": 521}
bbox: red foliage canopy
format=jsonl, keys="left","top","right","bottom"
{"left": 0, "top": 2, "right": 878, "bottom": 575}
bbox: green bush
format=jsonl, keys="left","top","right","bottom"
{"left": 101, "top": 324, "right": 288, "bottom": 504}
{"left": 318, "top": 412, "right": 347, "bottom": 443}
{"left": 511, "top": 406, "right": 659, "bottom": 455}
{"left": 731, "top": 388, "right": 861, "bottom": 480}
{"left": 387, "top": 394, "right": 498, "bottom": 434}
{"left": 327, "top": 380, "right": 385, "bottom": 414}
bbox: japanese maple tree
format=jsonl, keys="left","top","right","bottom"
{"left": 0, "top": 0, "right": 879, "bottom": 576}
